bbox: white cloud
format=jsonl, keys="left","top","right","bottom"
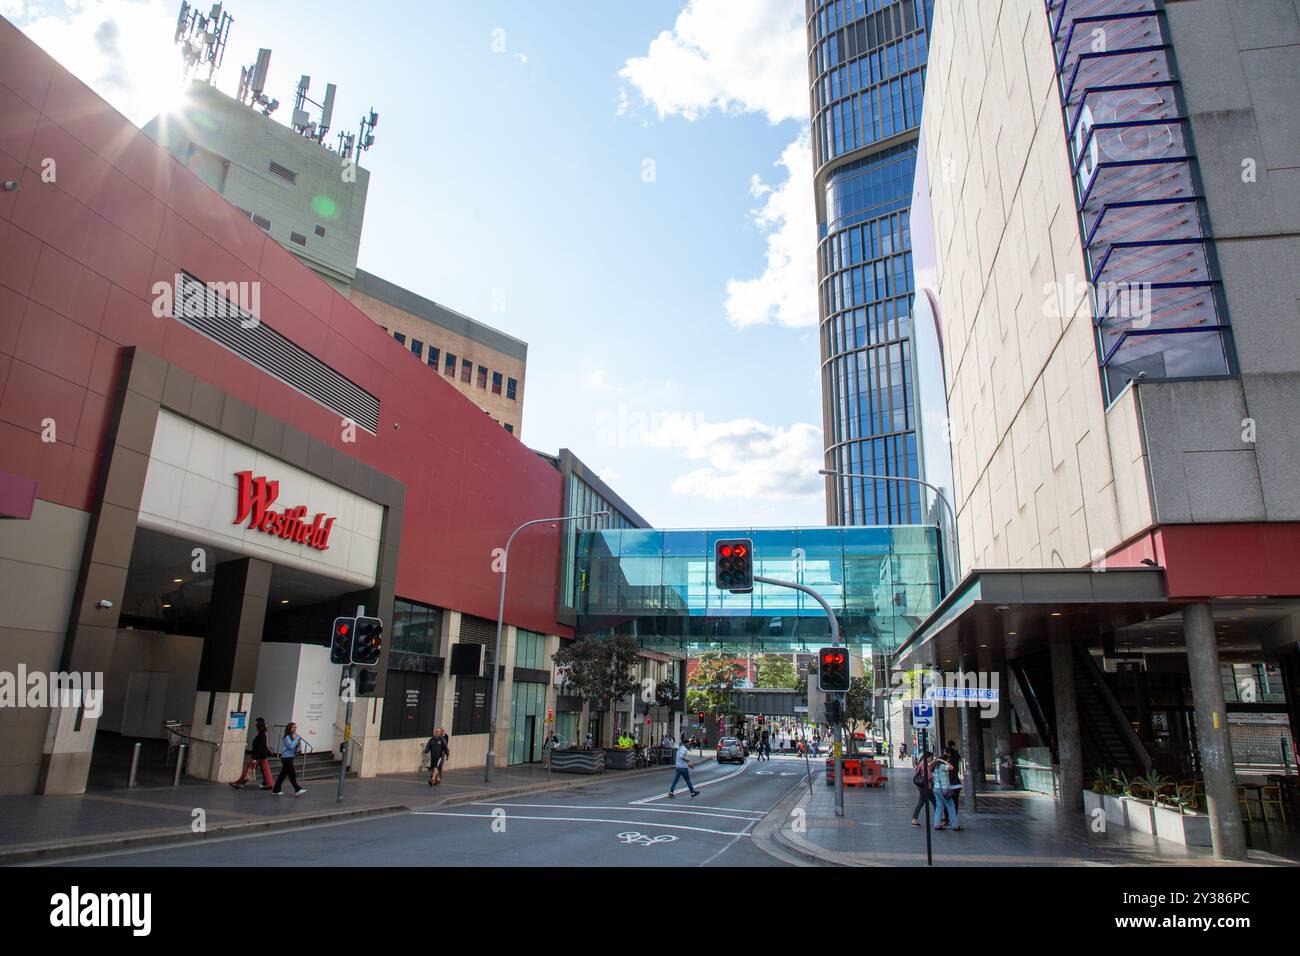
{"left": 617, "top": 0, "right": 807, "bottom": 124}
{"left": 643, "top": 416, "right": 823, "bottom": 501}
{"left": 619, "top": 0, "right": 817, "bottom": 331}
{"left": 19, "top": 0, "right": 183, "bottom": 128}
{"left": 724, "top": 131, "right": 817, "bottom": 329}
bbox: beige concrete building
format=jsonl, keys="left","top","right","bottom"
{"left": 348, "top": 269, "right": 527, "bottom": 437}
{"left": 899, "top": 0, "right": 1300, "bottom": 861}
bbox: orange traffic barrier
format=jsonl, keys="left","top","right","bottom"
{"left": 843, "top": 759, "right": 867, "bottom": 788}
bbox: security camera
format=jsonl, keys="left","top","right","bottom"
{"left": 96, "top": 599, "right": 113, "bottom": 609}
{"left": 2, "top": 181, "right": 17, "bottom": 191}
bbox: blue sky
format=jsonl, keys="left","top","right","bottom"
{"left": 9, "top": 0, "right": 826, "bottom": 528}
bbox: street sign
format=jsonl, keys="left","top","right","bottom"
{"left": 912, "top": 699, "right": 934, "bottom": 729}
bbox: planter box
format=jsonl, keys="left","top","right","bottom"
{"left": 1152, "top": 804, "right": 1212, "bottom": 847}
{"left": 1103, "top": 794, "right": 1130, "bottom": 829}
{"left": 1126, "top": 799, "right": 1157, "bottom": 835}
{"left": 603, "top": 748, "right": 636, "bottom": 770}
{"left": 550, "top": 749, "right": 605, "bottom": 774}
{"left": 1084, "top": 789, "right": 1104, "bottom": 818}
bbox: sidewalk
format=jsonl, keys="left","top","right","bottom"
{"left": 0, "top": 761, "right": 676, "bottom": 864}
{"left": 769, "top": 770, "right": 1300, "bottom": 867}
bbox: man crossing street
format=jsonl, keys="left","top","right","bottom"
{"left": 667, "top": 738, "right": 700, "bottom": 799}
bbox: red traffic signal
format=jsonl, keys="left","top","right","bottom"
{"left": 330, "top": 616, "right": 355, "bottom": 665}
{"left": 817, "top": 646, "right": 850, "bottom": 692}
{"left": 698, "top": 711, "right": 706, "bottom": 721}
{"left": 714, "top": 537, "right": 754, "bottom": 593}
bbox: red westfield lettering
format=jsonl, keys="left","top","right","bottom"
{"left": 234, "top": 471, "right": 336, "bottom": 551}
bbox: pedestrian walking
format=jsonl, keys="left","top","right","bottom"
{"left": 272, "top": 721, "right": 307, "bottom": 796}
{"left": 932, "top": 752, "right": 962, "bottom": 830}
{"left": 425, "top": 727, "right": 450, "bottom": 785}
{"left": 910, "top": 750, "right": 935, "bottom": 827}
{"left": 667, "top": 739, "right": 699, "bottom": 799}
{"left": 231, "top": 717, "right": 273, "bottom": 789}
{"left": 941, "top": 741, "right": 963, "bottom": 822}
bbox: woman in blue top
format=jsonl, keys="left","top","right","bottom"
{"left": 272, "top": 721, "right": 307, "bottom": 796}
{"left": 931, "top": 752, "right": 961, "bottom": 830}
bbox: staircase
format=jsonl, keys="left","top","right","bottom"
{"left": 1011, "top": 647, "right": 1150, "bottom": 777}
{"left": 296, "top": 750, "right": 357, "bottom": 781}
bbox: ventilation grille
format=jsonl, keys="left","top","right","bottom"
{"left": 289, "top": 231, "right": 307, "bottom": 247}
{"left": 314, "top": 224, "right": 326, "bottom": 237}
{"left": 172, "top": 271, "right": 379, "bottom": 433}
{"left": 268, "top": 161, "right": 297, "bottom": 184}
{"left": 251, "top": 213, "right": 271, "bottom": 231}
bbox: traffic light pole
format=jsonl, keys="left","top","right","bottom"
{"left": 753, "top": 576, "right": 844, "bottom": 818}
{"left": 337, "top": 604, "right": 365, "bottom": 803}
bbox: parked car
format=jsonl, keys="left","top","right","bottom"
{"left": 716, "top": 736, "right": 745, "bottom": 764}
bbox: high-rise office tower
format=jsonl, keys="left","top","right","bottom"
{"left": 807, "top": 0, "right": 933, "bottom": 524}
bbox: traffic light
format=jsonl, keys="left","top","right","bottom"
{"left": 330, "top": 616, "right": 355, "bottom": 664}
{"left": 357, "top": 670, "right": 379, "bottom": 695}
{"left": 351, "top": 615, "right": 384, "bottom": 667}
{"left": 714, "top": 538, "right": 754, "bottom": 593}
{"left": 698, "top": 711, "right": 706, "bottom": 723}
{"left": 817, "top": 646, "right": 850, "bottom": 692}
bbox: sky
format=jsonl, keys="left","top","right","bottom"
{"left": 6, "top": 0, "right": 827, "bottom": 529}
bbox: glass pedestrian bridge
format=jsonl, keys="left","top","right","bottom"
{"left": 570, "top": 525, "right": 943, "bottom": 655}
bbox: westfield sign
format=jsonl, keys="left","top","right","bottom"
{"left": 233, "top": 471, "right": 336, "bottom": 551}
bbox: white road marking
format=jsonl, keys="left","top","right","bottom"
{"left": 469, "top": 802, "right": 761, "bottom": 821}
{"left": 617, "top": 831, "right": 678, "bottom": 846}
{"left": 412, "top": 811, "right": 751, "bottom": 837}
{"left": 632, "top": 760, "right": 752, "bottom": 804}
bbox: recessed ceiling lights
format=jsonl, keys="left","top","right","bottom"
{"left": 280, "top": 599, "right": 289, "bottom": 605}
{"left": 1050, "top": 612, "right": 1062, "bottom": 617}
{"left": 1007, "top": 631, "right": 1016, "bottom": 636}
{"left": 173, "top": 578, "right": 183, "bottom": 584}
{"left": 162, "top": 603, "right": 172, "bottom": 609}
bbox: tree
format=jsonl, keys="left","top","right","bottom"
{"left": 552, "top": 636, "right": 642, "bottom": 746}
{"left": 654, "top": 677, "right": 678, "bottom": 708}
{"left": 844, "top": 676, "right": 872, "bottom": 753}
{"left": 689, "top": 653, "right": 745, "bottom": 721}
{"left": 755, "top": 654, "right": 798, "bottom": 689}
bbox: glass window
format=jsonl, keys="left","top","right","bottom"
{"left": 492, "top": 371, "right": 503, "bottom": 395}
{"left": 476, "top": 365, "right": 488, "bottom": 389}
{"left": 428, "top": 347, "right": 440, "bottom": 368}
{"left": 410, "top": 339, "right": 423, "bottom": 359}
{"left": 506, "top": 377, "right": 518, "bottom": 400}
{"left": 460, "top": 358, "right": 472, "bottom": 383}
{"left": 504, "top": 423, "right": 514, "bottom": 434}
{"left": 393, "top": 331, "right": 406, "bottom": 345}
{"left": 444, "top": 352, "right": 456, "bottom": 376}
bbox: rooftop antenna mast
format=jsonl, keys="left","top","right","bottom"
{"left": 237, "top": 48, "right": 279, "bottom": 117}
{"left": 174, "top": 2, "right": 233, "bottom": 84}
{"left": 291, "top": 75, "right": 338, "bottom": 144}
{"left": 351, "top": 107, "right": 380, "bottom": 163}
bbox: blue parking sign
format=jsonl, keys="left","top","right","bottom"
{"left": 912, "top": 700, "right": 934, "bottom": 729}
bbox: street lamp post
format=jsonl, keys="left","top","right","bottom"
{"left": 485, "top": 510, "right": 609, "bottom": 782}
{"left": 818, "top": 467, "right": 959, "bottom": 592}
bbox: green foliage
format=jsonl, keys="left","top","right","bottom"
{"left": 655, "top": 678, "right": 678, "bottom": 707}
{"left": 552, "top": 636, "right": 643, "bottom": 746}
{"left": 1125, "top": 768, "right": 1171, "bottom": 804}
{"left": 755, "top": 654, "right": 798, "bottom": 689}
{"left": 689, "top": 652, "right": 745, "bottom": 715}
{"left": 843, "top": 676, "right": 872, "bottom": 731}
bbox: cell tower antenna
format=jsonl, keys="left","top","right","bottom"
{"left": 292, "top": 76, "right": 339, "bottom": 144}
{"left": 174, "top": 1, "right": 233, "bottom": 84}
{"left": 238, "top": 48, "right": 278, "bottom": 117}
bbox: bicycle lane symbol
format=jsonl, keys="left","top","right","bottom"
{"left": 618, "top": 831, "right": 678, "bottom": 847}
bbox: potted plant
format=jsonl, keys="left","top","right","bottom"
{"left": 1101, "top": 769, "right": 1131, "bottom": 828}
{"left": 1151, "top": 782, "right": 1212, "bottom": 847}
{"left": 1122, "top": 769, "right": 1170, "bottom": 835}
{"left": 1084, "top": 766, "right": 1113, "bottom": 817}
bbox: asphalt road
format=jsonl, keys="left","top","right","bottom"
{"left": 46, "top": 754, "right": 817, "bottom": 867}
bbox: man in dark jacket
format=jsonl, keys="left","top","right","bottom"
{"left": 231, "top": 717, "right": 273, "bottom": 789}
{"left": 425, "top": 728, "right": 450, "bottom": 786}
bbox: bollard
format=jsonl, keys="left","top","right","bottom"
{"left": 128, "top": 741, "right": 142, "bottom": 788}
{"left": 173, "top": 743, "right": 188, "bottom": 786}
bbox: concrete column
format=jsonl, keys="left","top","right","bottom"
{"left": 1183, "top": 602, "right": 1248, "bottom": 860}
{"left": 495, "top": 625, "right": 518, "bottom": 765}
{"left": 191, "top": 557, "right": 271, "bottom": 781}
{"left": 353, "top": 695, "right": 384, "bottom": 778}
{"left": 432, "top": 611, "right": 459, "bottom": 766}
{"left": 188, "top": 691, "right": 255, "bottom": 782}
{"left": 1048, "top": 629, "right": 1083, "bottom": 812}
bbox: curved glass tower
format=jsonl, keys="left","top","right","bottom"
{"left": 808, "top": 0, "right": 933, "bottom": 525}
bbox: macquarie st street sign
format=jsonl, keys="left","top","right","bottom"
{"left": 233, "top": 471, "right": 337, "bottom": 551}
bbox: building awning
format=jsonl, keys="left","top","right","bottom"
{"left": 893, "top": 568, "right": 1171, "bottom": 669}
